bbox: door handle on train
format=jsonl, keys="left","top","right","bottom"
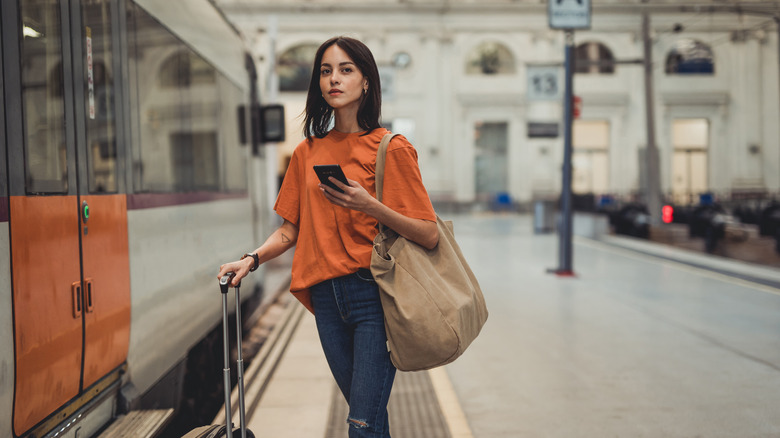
{"left": 84, "top": 278, "right": 94, "bottom": 313}
{"left": 71, "top": 281, "right": 82, "bottom": 318}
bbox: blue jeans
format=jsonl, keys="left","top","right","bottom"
{"left": 311, "top": 270, "right": 396, "bottom": 438}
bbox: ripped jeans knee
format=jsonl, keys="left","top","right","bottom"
{"left": 347, "top": 417, "right": 369, "bottom": 429}
{"left": 347, "top": 416, "right": 389, "bottom": 437}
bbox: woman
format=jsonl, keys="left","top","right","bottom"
{"left": 218, "top": 36, "right": 438, "bottom": 437}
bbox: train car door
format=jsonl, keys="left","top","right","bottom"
{"left": 2, "top": 0, "right": 130, "bottom": 435}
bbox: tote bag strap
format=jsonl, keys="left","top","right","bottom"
{"left": 376, "top": 133, "right": 399, "bottom": 233}
{"left": 375, "top": 133, "right": 398, "bottom": 204}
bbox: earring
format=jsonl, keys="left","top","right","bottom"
{"left": 363, "top": 88, "right": 367, "bottom": 95}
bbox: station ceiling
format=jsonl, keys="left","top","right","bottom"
{"left": 214, "top": 0, "right": 780, "bottom": 15}
{"left": 212, "top": 0, "right": 780, "bottom": 7}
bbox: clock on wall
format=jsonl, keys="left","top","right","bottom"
{"left": 391, "top": 51, "right": 412, "bottom": 69}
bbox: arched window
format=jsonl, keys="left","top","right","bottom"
{"left": 278, "top": 43, "right": 319, "bottom": 92}
{"left": 666, "top": 39, "right": 715, "bottom": 75}
{"left": 159, "top": 50, "right": 216, "bottom": 88}
{"left": 575, "top": 41, "right": 614, "bottom": 74}
{"left": 466, "top": 42, "right": 516, "bottom": 75}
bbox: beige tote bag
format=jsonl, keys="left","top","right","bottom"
{"left": 371, "top": 134, "right": 488, "bottom": 371}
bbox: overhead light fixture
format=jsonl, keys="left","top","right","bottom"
{"left": 23, "top": 26, "right": 43, "bottom": 38}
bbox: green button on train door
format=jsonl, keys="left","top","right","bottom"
{"left": 77, "top": 0, "right": 130, "bottom": 391}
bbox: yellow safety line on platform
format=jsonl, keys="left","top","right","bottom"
{"left": 576, "top": 237, "right": 780, "bottom": 298}
{"left": 428, "top": 367, "right": 474, "bottom": 438}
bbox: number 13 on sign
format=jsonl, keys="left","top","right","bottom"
{"left": 527, "top": 65, "right": 561, "bottom": 101}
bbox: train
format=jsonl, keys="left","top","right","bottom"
{"left": 0, "top": 0, "right": 283, "bottom": 436}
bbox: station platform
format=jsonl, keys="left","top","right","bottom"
{"left": 233, "top": 257, "right": 469, "bottom": 437}
{"left": 242, "top": 304, "right": 467, "bottom": 438}
{"left": 233, "top": 213, "right": 780, "bottom": 437}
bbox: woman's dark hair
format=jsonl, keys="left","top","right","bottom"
{"left": 303, "top": 36, "right": 382, "bottom": 139}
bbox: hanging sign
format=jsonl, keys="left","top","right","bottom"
{"left": 527, "top": 122, "right": 559, "bottom": 138}
{"left": 86, "top": 26, "right": 95, "bottom": 120}
{"left": 548, "top": 0, "right": 592, "bottom": 30}
{"left": 527, "top": 65, "right": 561, "bottom": 101}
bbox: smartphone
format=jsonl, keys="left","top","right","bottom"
{"left": 313, "top": 164, "right": 349, "bottom": 193}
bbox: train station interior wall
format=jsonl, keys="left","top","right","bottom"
{"left": 221, "top": 4, "right": 780, "bottom": 207}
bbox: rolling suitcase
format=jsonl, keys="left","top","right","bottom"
{"left": 182, "top": 273, "right": 255, "bottom": 438}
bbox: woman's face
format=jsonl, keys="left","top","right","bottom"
{"left": 319, "top": 44, "right": 367, "bottom": 113}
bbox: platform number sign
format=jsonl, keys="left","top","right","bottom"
{"left": 527, "top": 65, "right": 561, "bottom": 101}
{"left": 548, "top": 0, "right": 591, "bottom": 30}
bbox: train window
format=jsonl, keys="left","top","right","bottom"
{"left": 21, "top": 0, "right": 68, "bottom": 194}
{"left": 83, "top": 0, "right": 117, "bottom": 193}
{"left": 126, "top": 1, "right": 246, "bottom": 193}
{"left": 278, "top": 43, "right": 318, "bottom": 92}
{"left": 170, "top": 132, "right": 218, "bottom": 190}
{"left": 159, "top": 51, "right": 216, "bottom": 88}
{"left": 219, "top": 78, "right": 247, "bottom": 191}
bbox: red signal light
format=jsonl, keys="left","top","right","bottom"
{"left": 662, "top": 205, "right": 674, "bottom": 224}
{"left": 573, "top": 95, "right": 582, "bottom": 119}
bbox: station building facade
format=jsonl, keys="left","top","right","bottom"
{"left": 220, "top": 1, "right": 780, "bottom": 210}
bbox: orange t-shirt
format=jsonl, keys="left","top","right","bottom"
{"left": 274, "top": 128, "right": 436, "bottom": 313}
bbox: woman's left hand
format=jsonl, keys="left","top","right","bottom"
{"left": 319, "top": 177, "right": 377, "bottom": 213}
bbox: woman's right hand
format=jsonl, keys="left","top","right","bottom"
{"left": 217, "top": 258, "right": 253, "bottom": 287}
{"left": 217, "top": 221, "right": 297, "bottom": 288}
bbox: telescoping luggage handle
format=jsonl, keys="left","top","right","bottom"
{"left": 219, "top": 273, "right": 248, "bottom": 438}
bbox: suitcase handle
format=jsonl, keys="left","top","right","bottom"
{"left": 219, "top": 272, "right": 248, "bottom": 438}
{"left": 220, "top": 273, "right": 240, "bottom": 294}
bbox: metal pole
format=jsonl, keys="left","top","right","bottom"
{"left": 221, "top": 292, "right": 233, "bottom": 438}
{"left": 642, "top": 7, "right": 662, "bottom": 224}
{"left": 776, "top": 17, "right": 780, "bottom": 193}
{"left": 235, "top": 287, "right": 247, "bottom": 438}
{"left": 265, "top": 15, "right": 280, "bottom": 227}
{"left": 556, "top": 30, "right": 575, "bottom": 276}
